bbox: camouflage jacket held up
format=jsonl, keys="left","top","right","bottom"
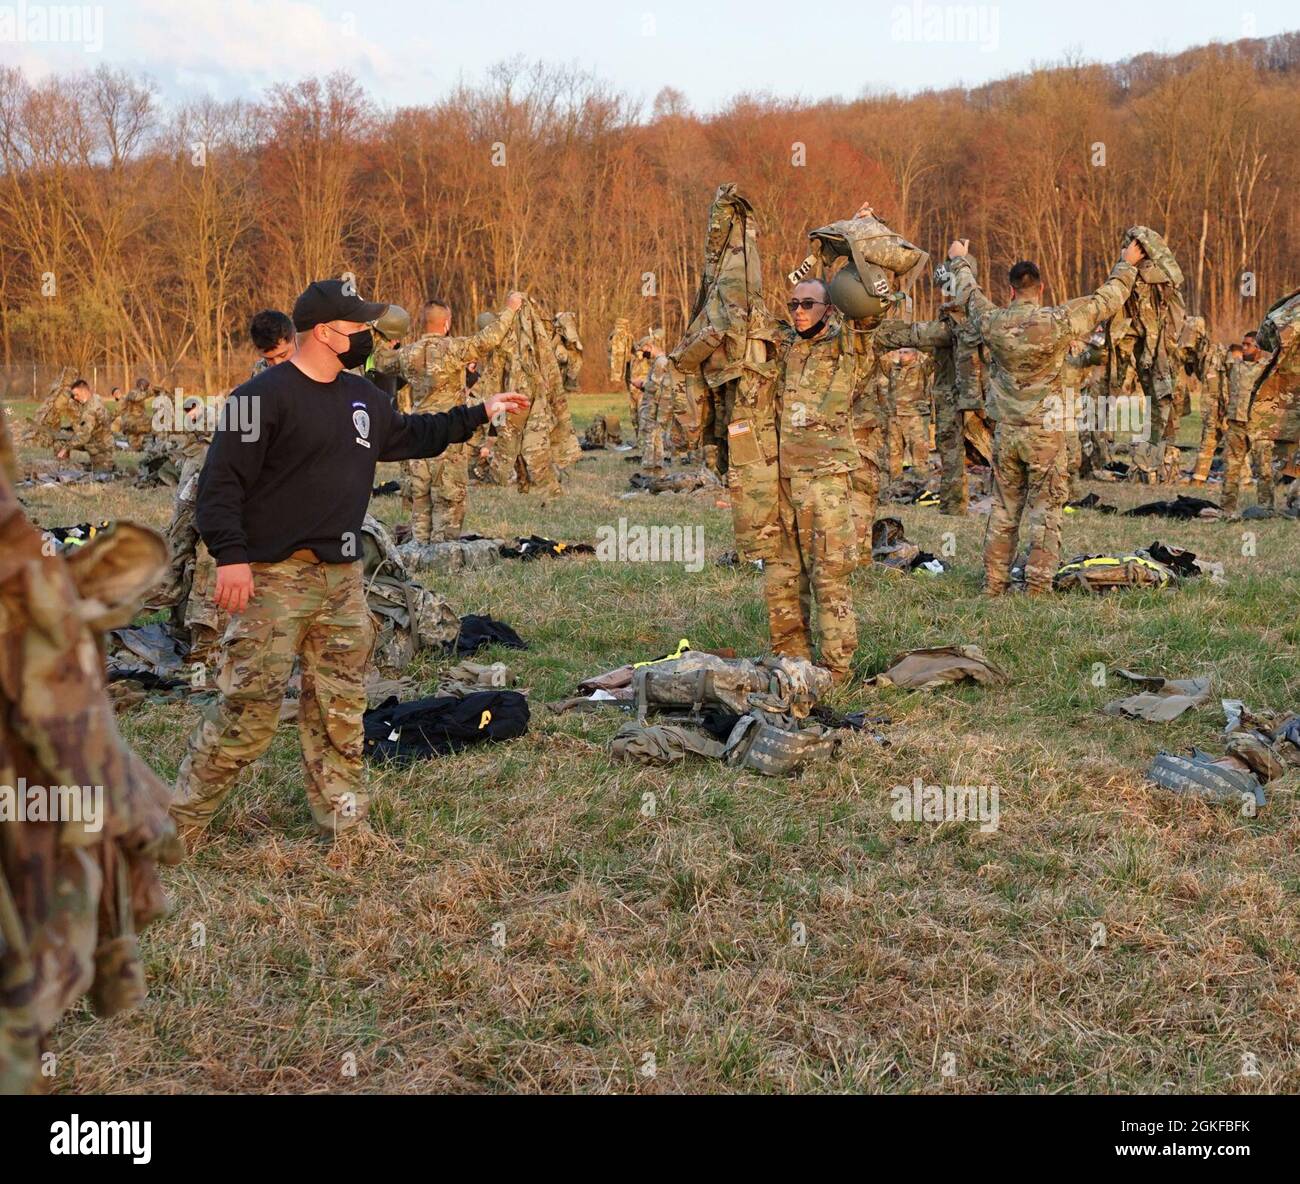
{"left": 949, "top": 254, "right": 1137, "bottom": 427}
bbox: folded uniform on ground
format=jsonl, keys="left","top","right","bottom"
{"left": 869, "top": 645, "right": 1006, "bottom": 690}
{"left": 1103, "top": 669, "right": 1211, "bottom": 721}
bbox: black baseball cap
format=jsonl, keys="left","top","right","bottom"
{"left": 292, "top": 279, "right": 388, "bottom": 331}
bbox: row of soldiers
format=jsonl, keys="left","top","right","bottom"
{"left": 367, "top": 295, "right": 584, "bottom": 542}
{"left": 615, "top": 295, "right": 1296, "bottom": 526}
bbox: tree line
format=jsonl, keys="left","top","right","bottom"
{"left": 2, "top": 33, "right": 1298, "bottom": 396}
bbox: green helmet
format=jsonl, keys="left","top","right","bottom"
{"left": 827, "top": 261, "right": 892, "bottom": 322}
{"left": 476, "top": 311, "right": 498, "bottom": 331}
{"left": 372, "top": 304, "right": 411, "bottom": 342}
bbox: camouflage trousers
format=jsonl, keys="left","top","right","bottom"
{"left": 1133, "top": 395, "right": 1180, "bottom": 482}
{"left": 628, "top": 386, "right": 643, "bottom": 447}
{"left": 1221, "top": 424, "right": 1274, "bottom": 514}
{"left": 639, "top": 379, "right": 691, "bottom": 471}
{"left": 763, "top": 471, "right": 858, "bottom": 680}
{"left": 489, "top": 403, "right": 560, "bottom": 494}
{"left": 547, "top": 387, "right": 582, "bottom": 470}
{"left": 934, "top": 400, "right": 968, "bottom": 514}
{"left": 849, "top": 425, "right": 884, "bottom": 564}
{"left": 1192, "top": 405, "right": 1225, "bottom": 483}
{"left": 984, "top": 423, "right": 1068, "bottom": 595}
{"left": 1064, "top": 431, "right": 1083, "bottom": 502}
{"left": 172, "top": 558, "right": 373, "bottom": 835}
{"left": 151, "top": 452, "right": 209, "bottom": 609}
{"left": 887, "top": 414, "right": 929, "bottom": 479}
{"left": 411, "top": 445, "right": 469, "bottom": 543}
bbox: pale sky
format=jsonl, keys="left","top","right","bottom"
{"left": 0, "top": 0, "right": 1294, "bottom": 115}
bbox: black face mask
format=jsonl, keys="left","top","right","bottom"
{"left": 329, "top": 326, "right": 374, "bottom": 369}
{"left": 797, "top": 316, "right": 828, "bottom": 340}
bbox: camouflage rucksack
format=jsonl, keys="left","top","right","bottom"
{"left": 582, "top": 415, "right": 622, "bottom": 448}
{"left": 1053, "top": 551, "right": 1175, "bottom": 593}
{"left": 632, "top": 652, "right": 832, "bottom": 722}
{"left": 361, "top": 515, "right": 459, "bottom": 672}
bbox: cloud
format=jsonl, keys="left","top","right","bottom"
{"left": 121, "top": 0, "right": 418, "bottom": 102}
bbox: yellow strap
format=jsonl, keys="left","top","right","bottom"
{"left": 632, "top": 637, "right": 692, "bottom": 668}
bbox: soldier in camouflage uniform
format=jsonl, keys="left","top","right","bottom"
{"left": 57, "top": 379, "right": 116, "bottom": 472}
{"left": 947, "top": 237, "right": 1143, "bottom": 594}
{"left": 636, "top": 339, "right": 694, "bottom": 471}
{"left": 372, "top": 294, "right": 521, "bottom": 542}
{"left": 762, "top": 253, "right": 877, "bottom": 683}
{"left": 534, "top": 300, "right": 582, "bottom": 470}
{"left": 609, "top": 315, "right": 634, "bottom": 420}
{"left": 1171, "top": 315, "right": 1209, "bottom": 472}
{"left": 1191, "top": 342, "right": 1235, "bottom": 483}
{"left": 1220, "top": 333, "right": 1276, "bottom": 516}
{"left": 553, "top": 311, "right": 583, "bottom": 392}
{"left": 627, "top": 336, "right": 655, "bottom": 448}
{"left": 874, "top": 276, "right": 989, "bottom": 516}
{"left": 117, "top": 378, "right": 157, "bottom": 450}
{"left": 481, "top": 301, "right": 565, "bottom": 495}
{"left": 29, "top": 367, "right": 79, "bottom": 446}
{"left": 0, "top": 403, "right": 182, "bottom": 1093}
{"left": 885, "top": 348, "right": 931, "bottom": 478}
{"left": 250, "top": 309, "right": 296, "bottom": 374}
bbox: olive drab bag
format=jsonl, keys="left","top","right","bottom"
{"left": 632, "top": 652, "right": 832, "bottom": 719}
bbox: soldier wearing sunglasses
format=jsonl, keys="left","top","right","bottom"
{"left": 759, "top": 201, "right": 878, "bottom": 685}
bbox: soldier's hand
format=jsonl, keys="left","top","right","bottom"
{"left": 1122, "top": 239, "right": 1145, "bottom": 267}
{"left": 56, "top": 448, "right": 67, "bottom": 459}
{"left": 506, "top": 291, "right": 525, "bottom": 312}
{"left": 948, "top": 239, "right": 970, "bottom": 259}
{"left": 214, "top": 562, "right": 254, "bottom": 614}
{"left": 852, "top": 201, "right": 874, "bottom": 220}
{"left": 483, "top": 391, "right": 529, "bottom": 419}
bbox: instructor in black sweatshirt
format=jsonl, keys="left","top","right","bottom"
{"left": 171, "top": 279, "right": 528, "bottom": 845}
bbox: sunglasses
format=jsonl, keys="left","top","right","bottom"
{"left": 787, "top": 298, "right": 826, "bottom": 312}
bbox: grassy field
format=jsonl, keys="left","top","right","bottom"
{"left": 15, "top": 392, "right": 1300, "bottom": 1094}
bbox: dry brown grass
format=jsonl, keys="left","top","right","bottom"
{"left": 15, "top": 394, "right": 1300, "bottom": 1094}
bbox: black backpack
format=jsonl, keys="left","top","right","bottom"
{"left": 363, "top": 690, "right": 529, "bottom": 762}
